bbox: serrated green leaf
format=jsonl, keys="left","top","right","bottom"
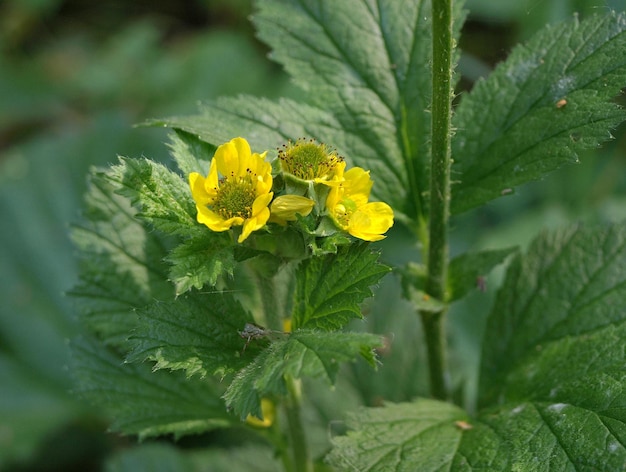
{"left": 479, "top": 223, "right": 626, "bottom": 406}
{"left": 148, "top": 1, "right": 466, "bottom": 227}
{"left": 327, "top": 399, "right": 468, "bottom": 471}
{"left": 254, "top": 0, "right": 467, "bottom": 225}
{"left": 292, "top": 243, "right": 391, "bottom": 330}
{"left": 166, "top": 232, "right": 235, "bottom": 294}
{"left": 167, "top": 129, "right": 215, "bottom": 176}
{"left": 127, "top": 293, "right": 256, "bottom": 378}
{"left": 145, "top": 96, "right": 334, "bottom": 154}
{"left": 447, "top": 246, "right": 517, "bottom": 301}
{"left": 454, "top": 401, "right": 626, "bottom": 470}
{"left": 452, "top": 13, "right": 626, "bottom": 214}
{"left": 107, "top": 157, "right": 199, "bottom": 236}
{"left": 224, "top": 331, "right": 382, "bottom": 419}
{"left": 70, "top": 170, "right": 174, "bottom": 347}
{"left": 466, "top": 222, "right": 626, "bottom": 469}
{"left": 71, "top": 337, "right": 233, "bottom": 439}
{"left": 330, "top": 223, "right": 626, "bottom": 470}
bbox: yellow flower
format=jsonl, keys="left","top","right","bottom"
{"left": 245, "top": 398, "right": 275, "bottom": 428}
{"left": 278, "top": 138, "right": 344, "bottom": 183}
{"left": 189, "top": 137, "right": 273, "bottom": 243}
{"left": 326, "top": 166, "right": 394, "bottom": 241}
{"left": 269, "top": 195, "right": 315, "bottom": 224}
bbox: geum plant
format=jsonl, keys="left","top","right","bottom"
{"left": 69, "top": 0, "right": 626, "bottom": 470}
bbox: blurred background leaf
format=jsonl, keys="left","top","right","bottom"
{"left": 2, "top": 0, "right": 626, "bottom": 470}
{"left": 0, "top": 1, "right": 292, "bottom": 469}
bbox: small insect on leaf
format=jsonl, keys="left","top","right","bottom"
{"left": 556, "top": 98, "right": 567, "bottom": 108}
{"left": 238, "top": 322, "right": 288, "bottom": 352}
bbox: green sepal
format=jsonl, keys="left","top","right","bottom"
{"left": 224, "top": 330, "right": 382, "bottom": 419}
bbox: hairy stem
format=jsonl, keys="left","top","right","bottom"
{"left": 422, "top": 0, "right": 453, "bottom": 400}
{"left": 284, "top": 376, "right": 312, "bottom": 472}
{"left": 251, "top": 265, "right": 282, "bottom": 331}
{"left": 250, "top": 264, "right": 309, "bottom": 471}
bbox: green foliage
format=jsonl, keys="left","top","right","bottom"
{"left": 452, "top": 12, "right": 626, "bottom": 214}
{"left": 71, "top": 338, "right": 234, "bottom": 439}
{"left": 327, "top": 399, "right": 468, "bottom": 470}
{"left": 0, "top": 5, "right": 298, "bottom": 468}
{"left": 329, "top": 223, "right": 626, "bottom": 470}
{"left": 168, "top": 130, "right": 214, "bottom": 176}
{"left": 293, "top": 243, "right": 390, "bottom": 330}
{"left": 479, "top": 223, "right": 626, "bottom": 407}
{"left": 18, "top": 0, "right": 624, "bottom": 469}
{"left": 70, "top": 169, "right": 174, "bottom": 348}
{"left": 105, "top": 443, "right": 193, "bottom": 472}
{"left": 224, "top": 331, "right": 382, "bottom": 419}
{"left": 254, "top": 0, "right": 435, "bottom": 223}
{"left": 108, "top": 157, "right": 198, "bottom": 236}
{"left": 149, "top": 1, "right": 465, "bottom": 229}
{"left": 447, "top": 247, "right": 517, "bottom": 301}
{"left": 166, "top": 233, "right": 235, "bottom": 294}
{"left": 127, "top": 294, "right": 255, "bottom": 378}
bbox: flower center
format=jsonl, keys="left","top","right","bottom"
{"left": 279, "top": 139, "right": 343, "bottom": 180}
{"left": 332, "top": 198, "right": 357, "bottom": 229}
{"left": 212, "top": 176, "right": 256, "bottom": 220}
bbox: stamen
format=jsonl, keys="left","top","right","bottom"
{"left": 211, "top": 176, "right": 256, "bottom": 220}
{"left": 278, "top": 138, "right": 343, "bottom": 180}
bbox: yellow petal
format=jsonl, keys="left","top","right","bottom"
{"left": 204, "top": 159, "right": 219, "bottom": 197}
{"left": 249, "top": 150, "right": 269, "bottom": 177}
{"left": 231, "top": 137, "right": 253, "bottom": 176}
{"left": 189, "top": 172, "right": 211, "bottom": 206}
{"left": 325, "top": 184, "right": 342, "bottom": 211}
{"left": 254, "top": 155, "right": 273, "bottom": 194}
{"left": 348, "top": 202, "right": 394, "bottom": 241}
{"left": 252, "top": 192, "right": 274, "bottom": 217}
{"left": 238, "top": 192, "right": 273, "bottom": 242}
{"left": 316, "top": 160, "right": 346, "bottom": 186}
{"left": 245, "top": 398, "right": 275, "bottom": 428}
{"left": 270, "top": 195, "right": 315, "bottom": 223}
{"left": 344, "top": 167, "right": 373, "bottom": 203}
{"left": 239, "top": 207, "right": 270, "bottom": 242}
{"left": 214, "top": 137, "right": 252, "bottom": 178}
{"left": 197, "top": 205, "right": 242, "bottom": 232}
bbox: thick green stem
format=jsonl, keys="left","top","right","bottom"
{"left": 284, "top": 376, "right": 312, "bottom": 472}
{"left": 250, "top": 265, "right": 309, "bottom": 472}
{"left": 252, "top": 266, "right": 282, "bottom": 331}
{"left": 422, "top": 0, "right": 453, "bottom": 400}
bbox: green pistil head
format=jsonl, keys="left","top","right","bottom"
{"left": 279, "top": 138, "right": 343, "bottom": 181}
{"left": 212, "top": 177, "right": 256, "bottom": 220}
